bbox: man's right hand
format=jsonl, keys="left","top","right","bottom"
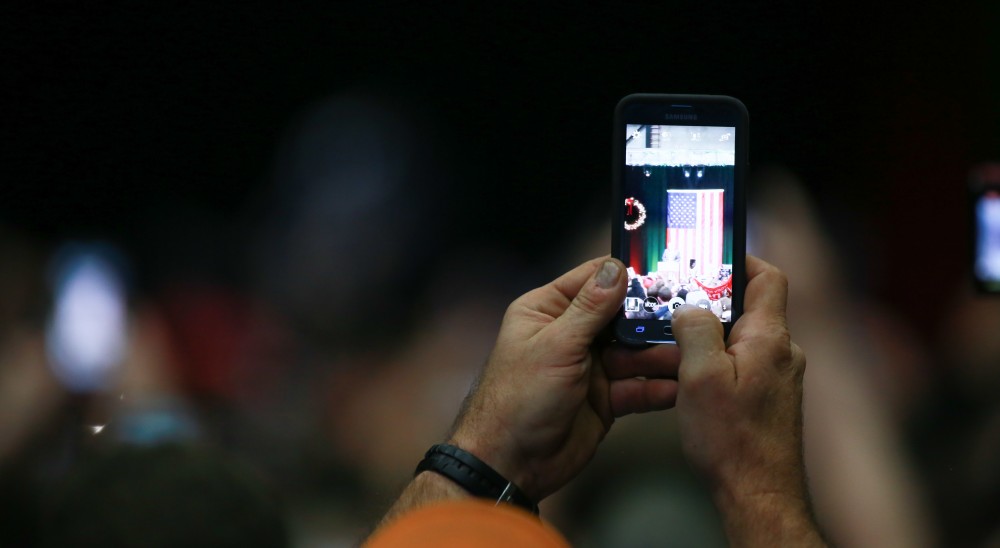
{"left": 627, "top": 255, "right": 824, "bottom": 547}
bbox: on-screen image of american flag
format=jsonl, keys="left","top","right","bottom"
{"left": 666, "top": 189, "right": 724, "bottom": 282}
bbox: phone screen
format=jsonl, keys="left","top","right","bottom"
{"left": 45, "top": 243, "right": 129, "bottom": 392}
{"left": 974, "top": 188, "right": 1000, "bottom": 292}
{"left": 613, "top": 95, "right": 747, "bottom": 344}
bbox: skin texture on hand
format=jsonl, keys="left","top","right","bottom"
{"left": 670, "top": 255, "right": 823, "bottom": 547}
{"left": 673, "top": 256, "right": 805, "bottom": 495}
{"left": 378, "top": 257, "right": 679, "bottom": 527}
{"left": 449, "top": 256, "right": 679, "bottom": 501}
{"left": 378, "top": 255, "right": 824, "bottom": 547}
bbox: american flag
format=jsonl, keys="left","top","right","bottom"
{"left": 666, "top": 189, "right": 724, "bottom": 282}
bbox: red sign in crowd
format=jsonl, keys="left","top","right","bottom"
{"left": 694, "top": 275, "right": 732, "bottom": 300}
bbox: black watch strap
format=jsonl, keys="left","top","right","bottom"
{"left": 415, "top": 443, "right": 539, "bottom": 515}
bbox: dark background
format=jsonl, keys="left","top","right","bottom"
{"left": 3, "top": 2, "right": 998, "bottom": 338}
{"left": 4, "top": 4, "right": 1000, "bottom": 545}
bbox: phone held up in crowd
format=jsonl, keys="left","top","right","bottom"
{"left": 612, "top": 94, "right": 748, "bottom": 344}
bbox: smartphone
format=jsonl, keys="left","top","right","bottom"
{"left": 45, "top": 242, "right": 130, "bottom": 392}
{"left": 612, "top": 94, "right": 748, "bottom": 344}
{"left": 970, "top": 164, "right": 1000, "bottom": 294}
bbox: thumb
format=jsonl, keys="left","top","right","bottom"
{"left": 671, "top": 305, "right": 730, "bottom": 382}
{"left": 548, "top": 259, "right": 627, "bottom": 345}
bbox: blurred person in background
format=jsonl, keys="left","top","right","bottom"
{"left": 0, "top": 132, "right": 961, "bottom": 548}
{"left": 0, "top": 190, "right": 294, "bottom": 545}
{"left": 241, "top": 89, "right": 547, "bottom": 543}
{"left": 912, "top": 270, "right": 1000, "bottom": 544}
{"left": 1, "top": 86, "right": 568, "bottom": 546}
{"left": 40, "top": 443, "right": 289, "bottom": 548}
{"left": 0, "top": 227, "right": 57, "bottom": 466}
{"left": 0, "top": 226, "right": 62, "bottom": 545}
{"left": 747, "top": 167, "right": 937, "bottom": 547}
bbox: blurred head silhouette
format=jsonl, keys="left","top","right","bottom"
{"left": 250, "top": 91, "right": 448, "bottom": 354}
{"left": 43, "top": 443, "right": 288, "bottom": 548}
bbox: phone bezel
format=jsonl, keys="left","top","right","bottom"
{"left": 611, "top": 94, "right": 749, "bottom": 345}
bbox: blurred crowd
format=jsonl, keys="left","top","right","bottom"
{"left": 2, "top": 93, "right": 1000, "bottom": 547}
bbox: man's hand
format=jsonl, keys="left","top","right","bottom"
{"left": 449, "top": 257, "right": 679, "bottom": 501}
{"left": 376, "top": 254, "right": 825, "bottom": 547}
{"left": 671, "top": 255, "right": 823, "bottom": 546}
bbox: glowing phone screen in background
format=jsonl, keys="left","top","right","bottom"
{"left": 45, "top": 244, "right": 128, "bottom": 392}
{"left": 975, "top": 190, "right": 1000, "bottom": 289}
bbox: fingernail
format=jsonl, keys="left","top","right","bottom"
{"left": 596, "top": 260, "right": 621, "bottom": 288}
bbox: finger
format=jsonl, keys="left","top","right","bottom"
{"left": 671, "top": 304, "right": 731, "bottom": 383}
{"left": 731, "top": 255, "right": 791, "bottom": 342}
{"left": 609, "top": 378, "right": 678, "bottom": 416}
{"left": 545, "top": 258, "right": 627, "bottom": 345}
{"left": 744, "top": 255, "right": 789, "bottom": 320}
{"left": 520, "top": 256, "right": 609, "bottom": 321}
{"left": 602, "top": 343, "right": 681, "bottom": 380}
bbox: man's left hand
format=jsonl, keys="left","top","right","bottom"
{"left": 450, "top": 257, "right": 680, "bottom": 501}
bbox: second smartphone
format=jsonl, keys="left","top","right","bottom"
{"left": 612, "top": 94, "right": 748, "bottom": 344}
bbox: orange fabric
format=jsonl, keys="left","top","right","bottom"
{"left": 364, "top": 499, "right": 571, "bottom": 548}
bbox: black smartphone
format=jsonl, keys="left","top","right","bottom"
{"left": 970, "top": 164, "right": 1000, "bottom": 294}
{"left": 612, "top": 94, "right": 748, "bottom": 344}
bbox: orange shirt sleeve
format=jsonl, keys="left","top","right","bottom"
{"left": 364, "top": 499, "right": 571, "bottom": 548}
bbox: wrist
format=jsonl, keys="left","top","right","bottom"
{"left": 413, "top": 470, "right": 471, "bottom": 499}
{"left": 379, "top": 471, "right": 469, "bottom": 527}
{"left": 711, "top": 483, "right": 825, "bottom": 547}
{"left": 449, "top": 429, "right": 537, "bottom": 501}
{"left": 424, "top": 442, "right": 539, "bottom": 514}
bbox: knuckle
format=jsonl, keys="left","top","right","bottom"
{"left": 569, "top": 287, "right": 604, "bottom": 317}
{"left": 761, "top": 266, "right": 790, "bottom": 295}
{"left": 503, "top": 299, "right": 520, "bottom": 318}
{"left": 790, "top": 341, "right": 807, "bottom": 374}
{"left": 683, "top": 360, "right": 731, "bottom": 395}
{"left": 506, "top": 291, "right": 532, "bottom": 315}
{"left": 745, "top": 323, "right": 794, "bottom": 367}
{"left": 771, "top": 330, "right": 793, "bottom": 362}
{"left": 501, "top": 299, "right": 525, "bottom": 325}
